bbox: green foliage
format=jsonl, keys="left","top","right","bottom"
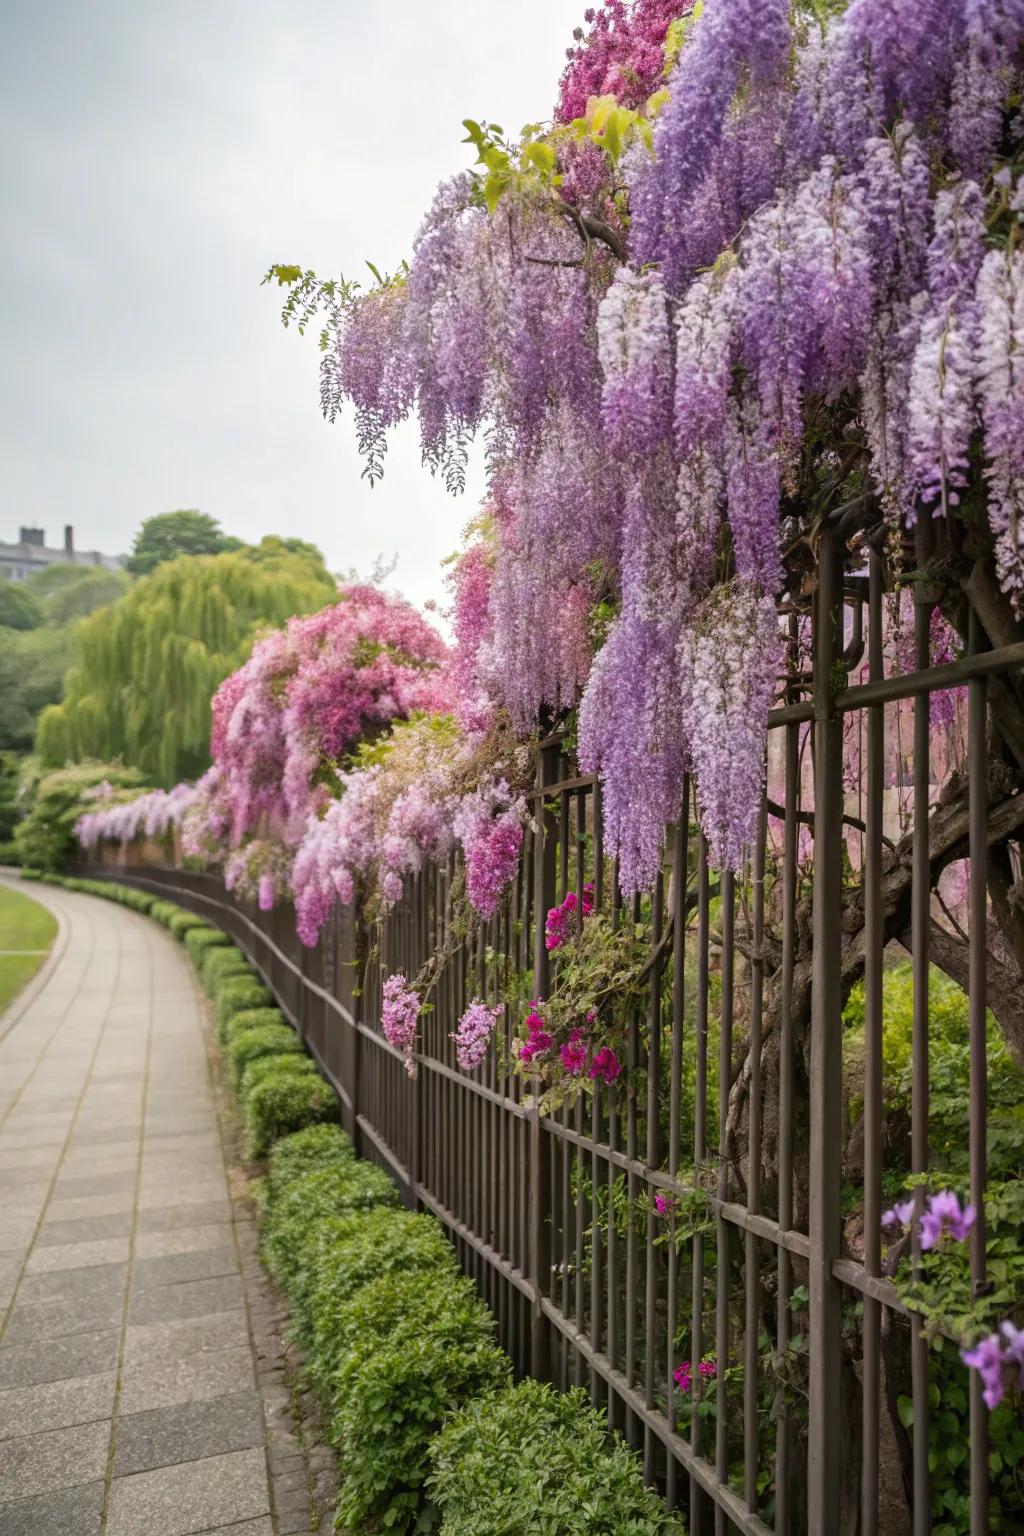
{"left": 240, "top": 1056, "right": 339, "bottom": 1157}
{"left": 13, "top": 760, "right": 145, "bottom": 871}
{"left": 0, "top": 627, "right": 72, "bottom": 751}
{"left": 42, "top": 567, "right": 130, "bottom": 626}
{"left": 227, "top": 1022, "right": 303, "bottom": 1091}
{"left": 261, "top": 1160, "right": 399, "bottom": 1289}
{"left": 149, "top": 899, "right": 181, "bottom": 926}
{"left": 219, "top": 1004, "right": 285, "bottom": 1044}
{"left": 0, "top": 753, "right": 21, "bottom": 841}
{"left": 215, "top": 977, "right": 273, "bottom": 1043}
{"left": 36, "top": 544, "right": 336, "bottom": 785}
{"left": 201, "top": 945, "right": 257, "bottom": 996}
{"left": 124, "top": 510, "right": 241, "bottom": 577}
{"left": 0, "top": 584, "right": 44, "bottom": 631}
{"left": 429, "top": 1379, "right": 684, "bottom": 1534}
{"left": 264, "top": 1122, "right": 354, "bottom": 1205}
{"left": 329, "top": 1270, "right": 511, "bottom": 1532}
{"left": 167, "top": 909, "right": 208, "bottom": 941}
{"left": 182, "top": 925, "right": 230, "bottom": 968}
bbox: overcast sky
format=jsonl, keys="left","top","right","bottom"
{"left": 1, "top": 0, "right": 584, "bottom": 610}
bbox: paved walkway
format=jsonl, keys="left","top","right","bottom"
{"left": 0, "top": 877, "right": 283, "bottom": 1536}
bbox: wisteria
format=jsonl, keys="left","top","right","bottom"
{"left": 452, "top": 999, "right": 502, "bottom": 1072}
{"left": 380, "top": 973, "right": 421, "bottom": 1077}
{"left": 76, "top": 782, "right": 198, "bottom": 851}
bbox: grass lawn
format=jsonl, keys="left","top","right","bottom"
{"left": 0, "top": 884, "right": 57, "bottom": 1012}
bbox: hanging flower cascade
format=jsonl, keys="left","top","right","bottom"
{"left": 76, "top": 781, "right": 199, "bottom": 851}
{"left": 283, "top": 0, "right": 1024, "bottom": 895}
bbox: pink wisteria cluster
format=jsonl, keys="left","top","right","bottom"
{"left": 516, "top": 1001, "right": 620, "bottom": 1085}
{"left": 381, "top": 973, "right": 420, "bottom": 1077}
{"left": 76, "top": 782, "right": 198, "bottom": 851}
{"left": 556, "top": 0, "right": 685, "bottom": 122}
{"left": 452, "top": 998, "right": 503, "bottom": 1072}
{"left": 208, "top": 584, "right": 449, "bottom": 850}
{"left": 316, "top": 0, "right": 1024, "bottom": 896}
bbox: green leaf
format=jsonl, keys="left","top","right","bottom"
{"left": 897, "top": 1395, "right": 914, "bottom": 1429}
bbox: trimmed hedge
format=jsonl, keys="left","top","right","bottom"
{"left": 168, "top": 909, "right": 208, "bottom": 941}
{"left": 429, "top": 1379, "right": 683, "bottom": 1535}
{"left": 183, "top": 925, "right": 230, "bottom": 969}
{"left": 201, "top": 946, "right": 257, "bottom": 996}
{"left": 241, "top": 1062, "right": 340, "bottom": 1158}
{"left": 262, "top": 1159, "right": 398, "bottom": 1290}
{"left": 222, "top": 1005, "right": 287, "bottom": 1044}
{"left": 215, "top": 978, "right": 273, "bottom": 1043}
{"left": 227, "top": 1022, "right": 303, "bottom": 1092}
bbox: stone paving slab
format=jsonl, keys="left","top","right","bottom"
{"left": 0, "top": 879, "right": 282, "bottom": 1535}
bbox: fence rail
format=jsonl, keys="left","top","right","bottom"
{"left": 85, "top": 529, "right": 1024, "bottom": 1534}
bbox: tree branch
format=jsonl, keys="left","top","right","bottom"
{"left": 555, "top": 202, "right": 628, "bottom": 262}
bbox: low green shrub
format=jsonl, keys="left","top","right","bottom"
{"left": 149, "top": 899, "right": 181, "bottom": 927}
{"left": 261, "top": 1159, "right": 397, "bottom": 1289}
{"left": 307, "top": 1209, "right": 458, "bottom": 1391}
{"left": 328, "top": 1269, "right": 511, "bottom": 1533}
{"left": 19, "top": 868, "right": 42, "bottom": 881}
{"left": 215, "top": 978, "right": 272, "bottom": 1043}
{"left": 264, "top": 1122, "right": 354, "bottom": 1206}
{"left": 221, "top": 1005, "right": 287, "bottom": 1046}
{"left": 0, "top": 839, "right": 21, "bottom": 865}
{"left": 168, "top": 909, "right": 207, "bottom": 941}
{"left": 227, "top": 1022, "right": 303, "bottom": 1091}
{"left": 202, "top": 946, "right": 258, "bottom": 998}
{"left": 183, "top": 925, "right": 230, "bottom": 968}
{"left": 239, "top": 1052, "right": 317, "bottom": 1094}
{"left": 241, "top": 1059, "right": 339, "bottom": 1158}
{"left": 428, "top": 1379, "right": 684, "bottom": 1535}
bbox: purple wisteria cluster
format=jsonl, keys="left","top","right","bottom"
{"left": 308, "top": 0, "right": 1024, "bottom": 895}
{"left": 452, "top": 998, "right": 503, "bottom": 1072}
{"left": 882, "top": 1188, "right": 976, "bottom": 1249}
{"left": 381, "top": 972, "right": 421, "bottom": 1078}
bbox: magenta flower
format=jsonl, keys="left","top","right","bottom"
{"left": 560, "top": 1027, "right": 589, "bottom": 1077}
{"left": 654, "top": 1192, "right": 677, "bottom": 1217}
{"left": 380, "top": 973, "right": 420, "bottom": 1078}
{"left": 673, "top": 1360, "right": 692, "bottom": 1393}
{"left": 589, "top": 1046, "right": 621, "bottom": 1085}
{"left": 699, "top": 1358, "right": 717, "bottom": 1380}
{"left": 545, "top": 884, "right": 596, "bottom": 951}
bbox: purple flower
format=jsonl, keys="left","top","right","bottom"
{"left": 919, "top": 1189, "right": 975, "bottom": 1250}
{"left": 381, "top": 973, "right": 420, "bottom": 1078}
{"left": 882, "top": 1199, "right": 915, "bottom": 1231}
{"left": 962, "top": 1333, "right": 1007, "bottom": 1411}
{"left": 654, "top": 1192, "right": 677, "bottom": 1217}
{"left": 453, "top": 998, "right": 502, "bottom": 1073}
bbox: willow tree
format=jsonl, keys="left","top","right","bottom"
{"left": 36, "top": 539, "right": 336, "bottom": 785}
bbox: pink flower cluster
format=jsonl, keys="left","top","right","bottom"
{"left": 209, "top": 585, "right": 449, "bottom": 849}
{"left": 519, "top": 1003, "right": 553, "bottom": 1066}
{"left": 673, "top": 1357, "right": 717, "bottom": 1394}
{"left": 545, "top": 883, "right": 595, "bottom": 951}
{"left": 381, "top": 973, "right": 420, "bottom": 1078}
{"left": 556, "top": 0, "right": 684, "bottom": 123}
{"left": 75, "top": 783, "right": 198, "bottom": 851}
{"left": 452, "top": 998, "right": 502, "bottom": 1072}
{"left": 452, "top": 781, "right": 525, "bottom": 920}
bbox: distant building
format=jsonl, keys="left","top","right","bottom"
{"left": 0, "top": 526, "right": 124, "bottom": 582}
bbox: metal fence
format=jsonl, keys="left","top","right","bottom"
{"left": 90, "top": 522, "right": 1024, "bottom": 1535}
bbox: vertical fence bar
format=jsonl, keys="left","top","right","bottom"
{"left": 666, "top": 784, "right": 689, "bottom": 1508}
{"left": 715, "top": 869, "right": 735, "bottom": 1536}
{"left": 910, "top": 536, "right": 933, "bottom": 1536}
{"left": 968, "top": 608, "right": 989, "bottom": 1535}
{"left": 690, "top": 834, "right": 710, "bottom": 1536}
{"left": 807, "top": 523, "right": 844, "bottom": 1533}
{"left": 529, "top": 740, "right": 557, "bottom": 1379}
{"left": 744, "top": 805, "right": 766, "bottom": 1515}
{"left": 644, "top": 870, "right": 664, "bottom": 1483}
{"left": 861, "top": 547, "right": 884, "bottom": 1536}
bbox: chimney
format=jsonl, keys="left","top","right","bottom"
{"left": 64, "top": 525, "right": 74, "bottom": 556}
{"left": 19, "top": 527, "right": 45, "bottom": 547}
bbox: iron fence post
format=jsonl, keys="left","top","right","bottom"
{"left": 529, "top": 736, "right": 557, "bottom": 1380}
{"left": 808, "top": 524, "right": 844, "bottom": 1532}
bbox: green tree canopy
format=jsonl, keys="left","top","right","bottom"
{"left": 36, "top": 542, "right": 337, "bottom": 785}
{"left": 26, "top": 563, "right": 95, "bottom": 598}
{"left": 42, "top": 567, "right": 130, "bottom": 626}
{"left": 0, "top": 628, "right": 71, "bottom": 750}
{"left": 0, "top": 583, "right": 44, "bottom": 631}
{"left": 124, "top": 509, "right": 241, "bottom": 577}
